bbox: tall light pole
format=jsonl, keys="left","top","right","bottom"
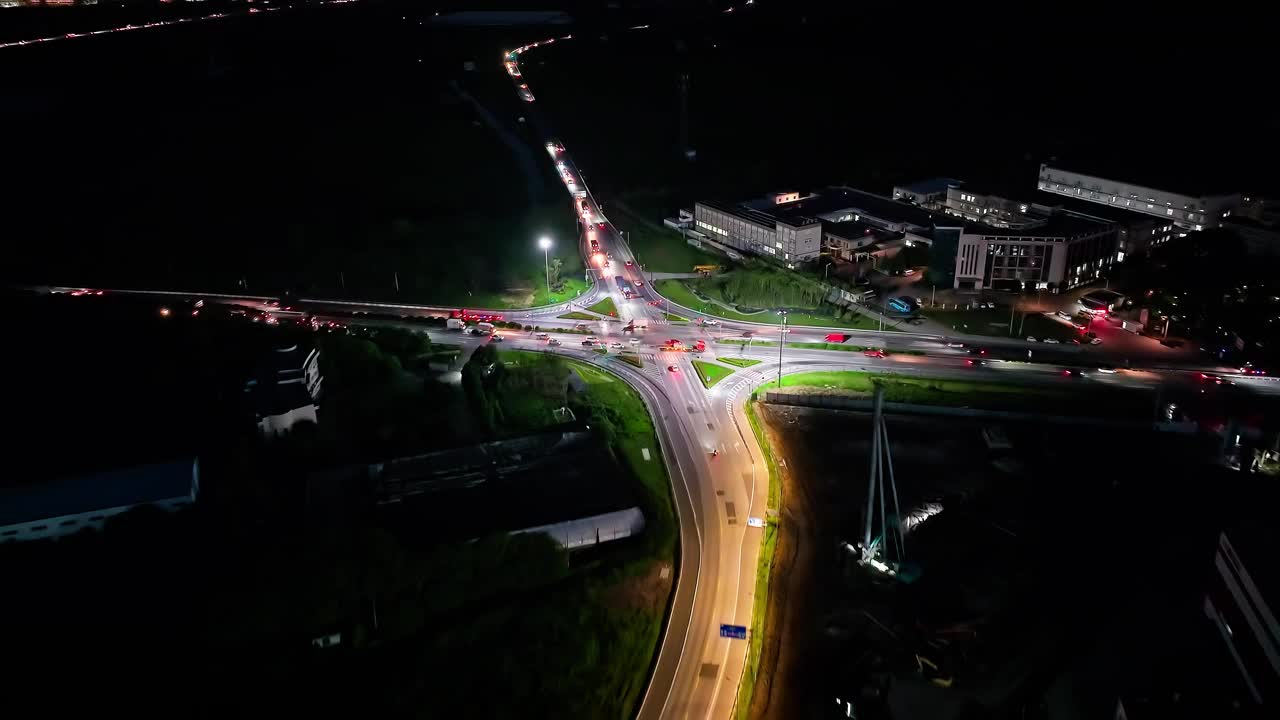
{"left": 776, "top": 310, "right": 788, "bottom": 390}
{"left": 538, "top": 236, "right": 552, "bottom": 299}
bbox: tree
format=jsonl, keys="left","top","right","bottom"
{"left": 549, "top": 257, "right": 564, "bottom": 286}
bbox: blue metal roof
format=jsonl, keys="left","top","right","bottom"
{"left": 0, "top": 459, "right": 197, "bottom": 527}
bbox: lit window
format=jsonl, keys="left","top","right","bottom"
{"left": 1167, "top": 208, "right": 1174, "bottom": 216}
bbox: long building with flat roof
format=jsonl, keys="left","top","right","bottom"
{"left": 1038, "top": 163, "right": 1240, "bottom": 231}
{"left": 954, "top": 213, "right": 1119, "bottom": 292}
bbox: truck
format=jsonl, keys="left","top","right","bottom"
{"left": 447, "top": 318, "right": 465, "bottom": 330}
{"left": 615, "top": 275, "right": 634, "bottom": 299}
{"left": 825, "top": 333, "right": 848, "bottom": 343}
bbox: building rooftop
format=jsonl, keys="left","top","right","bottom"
{"left": 0, "top": 459, "right": 197, "bottom": 527}
{"left": 1048, "top": 194, "right": 1173, "bottom": 227}
{"left": 1041, "top": 161, "right": 1237, "bottom": 199}
{"left": 824, "top": 219, "right": 900, "bottom": 243}
{"left": 964, "top": 212, "right": 1113, "bottom": 239}
{"left": 697, "top": 199, "right": 783, "bottom": 229}
{"left": 897, "top": 177, "right": 964, "bottom": 195}
{"left": 779, "top": 186, "right": 942, "bottom": 229}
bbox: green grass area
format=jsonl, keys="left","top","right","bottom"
{"left": 719, "top": 339, "right": 924, "bottom": 355}
{"left": 558, "top": 311, "right": 597, "bottom": 320}
{"left": 663, "top": 313, "right": 689, "bottom": 322}
{"left": 610, "top": 202, "right": 722, "bottom": 273}
{"left": 927, "top": 309, "right": 1077, "bottom": 342}
{"left": 586, "top": 296, "right": 618, "bottom": 316}
{"left": 572, "top": 363, "right": 614, "bottom": 384}
{"left": 528, "top": 276, "right": 592, "bottom": 308}
{"left": 691, "top": 360, "right": 734, "bottom": 388}
{"left": 757, "top": 370, "right": 1151, "bottom": 417}
{"left": 617, "top": 353, "right": 644, "bottom": 369}
{"left": 734, "top": 399, "right": 783, "bottom": 720}
{"left": 593, "top": 347, "right": 608, "bottom": 355}
{"left": 717, "top": 357, "right": 762, "bottom": 368}
{"left": 655, "top": 279, "right": 896, "bottom": 330}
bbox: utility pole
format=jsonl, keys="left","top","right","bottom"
{"left": 931, "top": 285, "right": 936, "bottom": 308}
{"left": 776, "top": 311, "right": 788, "bottom": 390}
{"left": 1008, "top": 303, "right": 1016, "bottom": 336}
{"left": 394, "top": 271, "right": 400, "bottom": 293}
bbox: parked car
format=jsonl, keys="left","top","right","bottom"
{"left": 1026, "top": 336, "right": 1038, "bottom": 342}
{"left": 1044, "top": 338, "right": 1060, "bottom": 344}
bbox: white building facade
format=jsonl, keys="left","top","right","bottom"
{"left": 1038, "top": 164, "right": 1240, "bottom": 231}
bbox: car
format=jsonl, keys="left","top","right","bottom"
{"left": 1062, "top": 368, "right": 1082, "bottom": 378}
{"left": 574, "top": 323, "right": 589, "bottom": 331}
{"left": 1089, "top": 337, "right": 1103, "bottom": 345}
{"left": 547, "top": 339, "right": 561, "bottom": 346}
{"left": 629, "top": 338, "right": 641, "bottom": 345}
{"left": 490, "top": 334, "right": 505, "bottom": 342}
{"left": 536, "top": 333, "right": 550, "bottom": 340}
{"left": 965, "top": 358, "right": 984, "bottom": 366}
{"left": 945, "top": 341, "right": 965, "bottom": 348}
{"left": 582, "top": 339, "right": 595, "bottom": 347}
{"left": 863, "top": 349, "right": 888, "bottom": 358}
{"left": 667, "top": 365, "right": 679, "bottom": 373}
{"left": 625, "top": 260, "right": 633, "bottom": 267}
{"left": 1026, "top": 336, "right": 1038, "bottom": 342}
{"left": 984, "top": 302, "right": 995, "bottom": 309}
{"left": 585, "top": 336, "right": 598, "bottom": 342}
{"left": 1044, "top": 338, "right": 1061, "bottom": 344}
{"left": 1072, "top": 319, "right": 1089, "bottom": 330}
{"left": 1055, "top": 310, "right": 1072, "bottom": 320}
{"left": 1096, "top": 365, "right": 1118, "bottom": 374}
{"left": 701, "top": 318, "right": 719, "bottom": 326}
{"left": 611, "top": 342, "right": 624, "bottom": 349}
{"left": 903, "top": 268, "right": 916, "bottom": 275}
{"left": 1199, "top": 373, "right": 1231, "bottom": 386}
{"left": 634, "top": 280, "right": 644, "bottom": 287}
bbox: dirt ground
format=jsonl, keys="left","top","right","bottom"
{"left": 747, "top": 403, "right": 823, "bottom": 719}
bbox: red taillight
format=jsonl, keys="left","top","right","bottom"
{"left": 965, "top": 359, "right": 974, "bottom": 365}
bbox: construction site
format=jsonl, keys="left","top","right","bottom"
{"left": 749, "top": 394, "right": 1258, "bottom": 720}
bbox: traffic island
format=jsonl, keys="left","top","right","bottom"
{"left": 691, "top": 360, "right": 734, "bottom": 388}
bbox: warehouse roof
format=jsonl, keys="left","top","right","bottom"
{"left": 0, "top": 459, "right": 198, "bottom": 527}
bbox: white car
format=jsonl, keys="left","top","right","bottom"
{"left": 945, "top": 342, "right": 965, "bottom": 348}
{"left": 1090, "top": 337, "right": 1103, "bottom": 345}
{"left": 585, "top": 336, "right": 598, "bottom": 343}
{"left": 701, "top": 318, "right": 719, "bottom": 326}
{"left": 629, "top": 338, "right": 641, "bottom": 345}
{"left": 536, "top": 333, "right": 550, "bottom": 340}
{"left": 610, "top": 342, "right": 623, "bottom": 349}
{"left": 1044, "top": 338, "right": 1060, "bottom": 344}
{"left": 1026, "top": 336, "right": 1038, "bottom": 342}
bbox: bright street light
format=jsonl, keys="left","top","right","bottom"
{"left": 538, "top": 237, "right": 553, "bottom": 298}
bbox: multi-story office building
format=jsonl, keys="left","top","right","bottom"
{"left": 693, "top": 199, "right": 822, "bottom": 266}
{"left": 1202, "top": 529, "right": 1280, "bottom": 707}
{"left": 944, "top": 184, "right": 1056, "bottom": 229}
{"left": 1038, "top": 164, "right": 1240, "bottom": 231}
{"left": 953, "top": 214, "right": 1118, "bottom": 291}
{"left": 892, "top": 177, "right": 964, "bottom": 210}
{"left": 943, "top": 183, "right": 1177, "bottom": 258}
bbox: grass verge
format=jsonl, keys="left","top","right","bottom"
{"left": 691, "top": 360, "right": 734, "bottom": 388}
{"left": 654, "top": 280, "right": 896, "bottom": 330}
{"left": 558, "top": 311, "right": 597, "bottom": 320}
{"left": 757, "top": 370, "right": 1152, "bottom": 417}
{"left": 734, "top": 399, "right": 783, "bottom": 719}
{"left": 718, "top": 357, "right": 762, "bottom": 368}
{"left": 617, "top": 353, "right": 643, "bottom": 369}
{"left": 587, "top": 297, "right": 618, "bottom": 316}
{"left": 664, "top": 313, "right": 689, "bottom": 322}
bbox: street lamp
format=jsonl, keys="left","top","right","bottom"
{"left": 538, "top": 236, "right": 552, "bottom": 298}
{"left": 776, "top": 310, "right": 788, "bottom": 390}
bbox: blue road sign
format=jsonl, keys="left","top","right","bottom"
{"left": 719, "top": 624, "right": 747, "bottom": 640}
